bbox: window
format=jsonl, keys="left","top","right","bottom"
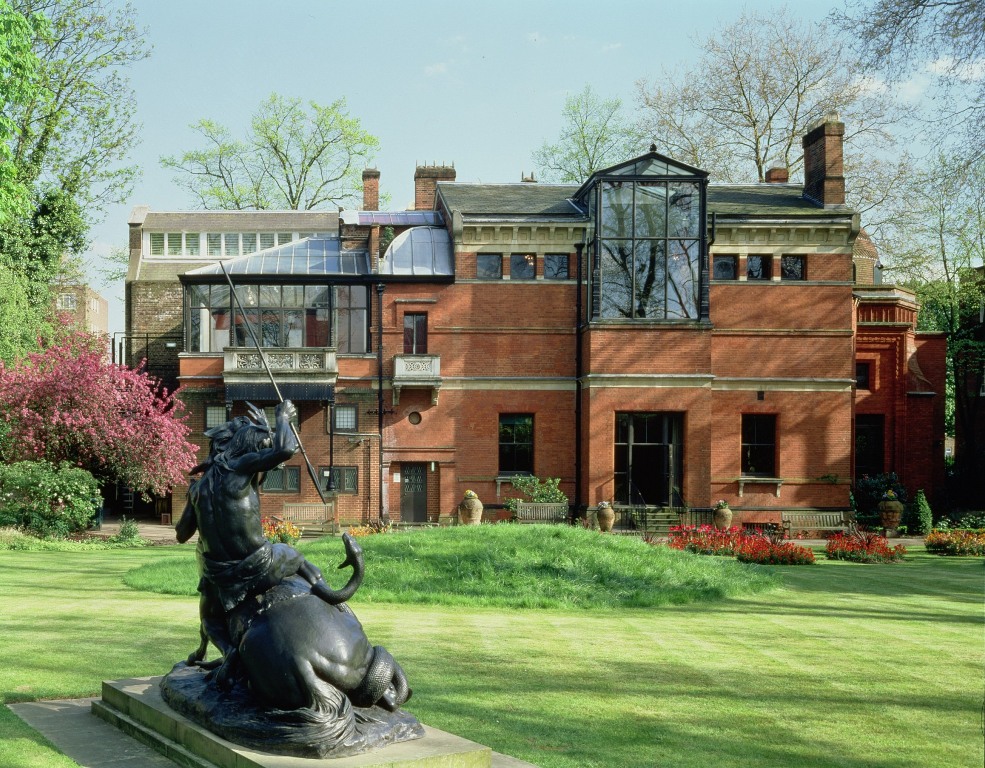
{"left": 403, "top": 313, "right": 427, "bottom": 354}
{"left": 856, "top": 362, "right": 871, "bottom": 390}
{"left": 167, "top": 233, "right": 183, "bottom": 255}
{"left": 149, "top": 233, "right": 165, "bottom": 255}
{"left": 262, "top": 466, "right": 300, "bottom": 492}
{"left": 742, "top": 414, "right": 776, "bottom": 476}
{"left": 333, "top": 404, "right": 358, "bottom": 432}
{"left": 855, "top": 415, "right": 884, "bottom": 479}
{"left": 544, "top": 254, "right": 569, "bottom": 280}
{"left": 319, "top": 466, "right": 358, "bottom": 494}
{"left": 242, "top": 233, "right": 257, "bottom": 255}
{"left": 595, "top": 179, "right": 702, "bottom": 320}
{"left": 781, "top": 255, "right": 806, "bottom": 280}
{"left": 56, "top": 293, "right": 77, "bottom": 310}
{"left": 499, "top": 414, "right": 533, "bottom": 475}
{"left": 205, "top": 405, "right": 227, "bottom": 429}
{"left": 746, "top": 255, "right": 772, "bottom": 280}
{"left": 224, "top": 233, "right": 240, "bottom": 257}
{"left": 277, "top": 232, "right": 292, "bottom": 246}
{"left": 262, "top": 406, "right": 299, "bottom": 431}
{"left": 713, "top": 255, "right": 738, "bottom": 280}
{"left": 207, "top": 233, "right": 222, "bottom": 257}
{"left": 477, "top": 253, "right": 503, "bottom": 279}
{"left": 186, "top": 233, "right": 200, "bottom": 256}
{"left": 615, "top": 413, "right": 684, "bottom": 506}
{"left": 259, "top": 233, "right": 276, "bottom": 251}
{"left": 510, "top": 253, "right": 535, "bottom": 280}
{"left": 336, "top": 285, "right": 369, "bottom": 354}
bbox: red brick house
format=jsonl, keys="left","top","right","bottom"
{"left": 126, "top": 115, "right": 945, "bottom": 528}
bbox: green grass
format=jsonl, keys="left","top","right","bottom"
{"left": 0, "top": 531, "right": 982, "bottom": 768}
{"left": 124, "top": 525, "right": 781, "bottom": 608}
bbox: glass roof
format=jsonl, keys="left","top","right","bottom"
{"left": 379, "top": 226, "right": 453, "bottom": 276}
{"left": 607, "top": 157, "right": 701, "bottom": 177}
{"left": 340, "top": 210, "right": 444, "bottom": 227}
{"left": 184, "top": 237, "right": 371, "bottom": 278}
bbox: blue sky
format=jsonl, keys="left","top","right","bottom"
{"left": 90, "top": 0, "right": 838, "bottom": 333}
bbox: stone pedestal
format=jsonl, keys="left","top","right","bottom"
{"left": 93, "top": 676, "right": 505, "bottom": 768}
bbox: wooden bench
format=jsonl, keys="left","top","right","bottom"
{"left": 514, "top": 502, "right": 569, "bottom": 524}
{"left": 781, "top": 511, "right": 850, "bottom": 536}
{"left": 279, "top": 503, "right": 336, "bottom": 536}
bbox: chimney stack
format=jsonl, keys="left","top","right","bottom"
{"left": 802, "top": 113, "right": 845, "bottom": 207}
{"left": 362, "top": 168, "right": 380, "bottom": 211}
{"left": 414, "top": 164, "right": 456, "bottom": 210}
{"left": 765, "top": 166, "right": 789, "bottom": 184}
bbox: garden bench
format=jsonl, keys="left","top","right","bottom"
{"left": 514, "top": 501, "right": 569, "bottom": 524}
{"left": 279, "top": 503, "right": 336, "bottom": 536}
{"left": 781, "top": 511, "right": 850, "bottom": 536}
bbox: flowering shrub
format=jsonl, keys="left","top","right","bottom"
{"left": 668, "top": 525, "right": 744, "bottom": 555}
{"left": 262, "top": 517, "right": 302, "bottom": 545}
{"left": 347, "top": 519, "right": 393, "bottom": 537}
{"left": 826, "top": 529, "right": 906, "bottom": 563}
{"left": 925, "top": 529, "right": 985, "bottom": 556}
{"left": 735, "top": 538, "right": 816, "bottom": 565}
{"left": 0, "top": 460, "right": 100, "bottom": 538}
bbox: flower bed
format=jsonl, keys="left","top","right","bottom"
{"left": 668, "top": 525, "right": 814, "bottom": 565}
{"left": 667, "top": 525, "right": 744, "bottom": 556}
{"left": 825, "top": 530, "right": 906, "bottom": 563}
{"left": 262, "top": 517, "right": 302, "bottom": 545}
{"left": 925, "top": 529, "right": 985, "bottom": 557}
{"left": 736, "top": 538, "right": 816, "bottom": 565}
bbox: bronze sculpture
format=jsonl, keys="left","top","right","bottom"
{"left": 162, "top": 400, "right": 421, "bottom": 758}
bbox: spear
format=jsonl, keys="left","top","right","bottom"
{"left": 219, "top": 261, "right": 330, "bottom": 504}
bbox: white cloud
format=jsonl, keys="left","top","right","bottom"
{"left": 854, "top": 75, "right": 889, "bottom": 95}
{"left": 926, "top": 56, "right": 985, "bottom": 82}
{"left": 424, "top": 63, "right": 448, "bottom": 77}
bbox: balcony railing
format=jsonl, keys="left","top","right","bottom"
{"left": 392, "top": 354, "right": 441, "bottom": 405}
{"left": 221, "top": 348, "right": 338, "bottom": 401}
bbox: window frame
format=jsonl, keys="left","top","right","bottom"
{"left": 333, "top": 404, "right": 358, "bottom": 433}
{"left": 205, "top": 405, "right": 227, "bottom": 429}
{"left": 746, "top": 255, "right": 772, "bottom": 281}
{"left": 476, "top": 253, "right": 503, "bottom": 280}
{"left": 712, "top": 255, "right": 738, "bottom": 280}
{"left": 403, "top": 312, "right": 428, "bottom": 354}
{"left": 741, "top": 414, "right": 777, "bottom": 477}
{"left": 856, "top": 362, "right": 872, "bottom": 391}
{"left": 544, "top": 253, "right": 569, "bottom": 280}
{"left": 498, "top": 413, "right": 534, "bottom": 476}
{"left": 509, "top": 253, "right": 536, "bottom": 280}
{"left": 261, "top": 465, "right": 300, "bottom": 493}
{"left": 319, "top": 465, "right": 358, "bottom": 494}
{"left": 780, "top": 255, "right": 806, "bottom": 281}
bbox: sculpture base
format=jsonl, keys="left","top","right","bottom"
{"left": 94, "top": 675, "right": 496, "bottom": 767}
{"left": 158, "top": 662, "right": 422, "bottom": 758}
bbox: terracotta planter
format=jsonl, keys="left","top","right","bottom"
{"left": 713, "top": 506, "right": 733, "bottom": 530}
{"left": 458, "top": 495, "right": 483, "bottom": 525}
{"left": 878, "top": 500, "right": 903, "bottom": 529}
{"left": 596, "top": 505, "right": 615, "bottom": 533}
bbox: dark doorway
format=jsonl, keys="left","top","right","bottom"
{"left": 614, "top": 413, "right": 684, "bottom": 506}
{"left": 855, "top": 414, "right": 885, "bottom": 479}
{"left": 400, "top": 462, "right": 428, "bottom": 523}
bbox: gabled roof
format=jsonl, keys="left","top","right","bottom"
{"left": 436, "top": 183, "right": 583, "bottom": 218}
{"left": 182, "top": 237, "right": 370, "bottom": 280}
{"left": 574, "top": 150, "right": 709, "bottom": 200}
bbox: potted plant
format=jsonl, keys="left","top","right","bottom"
{"left": 596, "top": 501, "right": 615, "bottom": 532}
{"left": 458, "top": 489, "right": 483, "bottom": 525}
{"left": 878, "top": 489, "right": 904, "bottom": 529}
{"left": 713, "top": 499, "right": 733, "bottom": 530}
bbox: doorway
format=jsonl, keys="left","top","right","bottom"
{"left": 400, "top": 462, "right": 428, "bottom": 523}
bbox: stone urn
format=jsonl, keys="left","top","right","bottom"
{"left": 878, "top": 499, "right": 903, "bottom": 529}
{"left": 713, "top": 503, "right": 733, "bottom": 530}
{"left": 458, "top": 491, "right": 483, "bottom": 525}
{"left": 596, "top": 503, "right": 615, "bottom": 533}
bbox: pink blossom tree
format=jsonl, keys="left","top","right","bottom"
{"left": 0, "top": 331, "right": 197, "bottom": 497}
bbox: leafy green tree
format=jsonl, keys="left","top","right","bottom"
{"left": 0, "top": 459, "right": 100, "bottom": 537}
{"left": 162, "top": 93, "right": 380, "bottom": 210}
{"left": 0, "top": 0, "right": 44, "bottom": 222}
{"left": 634, "top": 8, "right": 905, "bottom": 219}
{"left": 879, "top": 154, "right": 985, "bottom": 501}
{"left": 532, "top": 85, "right": 638, "bottom": 183}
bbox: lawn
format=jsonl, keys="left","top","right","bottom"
{"left": 0, "top": 530, "right": 982, "bottom": 768}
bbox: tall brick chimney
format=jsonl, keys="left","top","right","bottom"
{"left": 802, "top": 113, "right": 845, "bottom": 207}
{"left": 362, "top": 168, "right": 380, "bottom": 211}
{"left": 765, "top": 166, "right": 789, "bottom": 183}
{"left": 414, "top": 164, "right": 456, "bottom": 210}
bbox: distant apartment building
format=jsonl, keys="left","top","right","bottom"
{"left": 126, "top": 115, "right": 945, "bottom": 525}
{"left": 54, "top": 283, "right": 109, "bottom": 336}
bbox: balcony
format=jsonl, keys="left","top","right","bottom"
{"left": 392, "top": 354, "right": 441, "bottom": 405}
{"left": 222, "top": 347, "right": 337, "bottom": 402}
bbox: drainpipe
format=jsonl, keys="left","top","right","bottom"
{"left": 574, "top": 241, "right": 585, "bottom": 518}
{"left": 376, "top": 282, "right": 388, "bottom": 523}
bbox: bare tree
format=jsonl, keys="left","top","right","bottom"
{"left": 634, "top": 8, "right": 905, "bottom": 219}
{"left": 836, "top": 0, "right": 985, "bottom": 160}
{"left": 532, "top": 85, "right": 639, "bottom": 183}
{"left": 162, "top": 93, "right": 380, "bottom": 210}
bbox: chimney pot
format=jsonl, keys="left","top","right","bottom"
{"left": 362, "top": 168, "right": 380, "bottom": 211}
{"left": 802, "top": 116, "right": 845, "bottom": 207}
{"left": 414, "top": 164, "right": 456, "bottom": 210}
{"left": 765, "top": 166, "right": 789, "bottom": 184}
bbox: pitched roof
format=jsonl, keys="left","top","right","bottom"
{"left": 436, "top": 183, "right": 583, "bottom": 218}
{"left": 707, "top": 185, "right": 848, "bottom": 217}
